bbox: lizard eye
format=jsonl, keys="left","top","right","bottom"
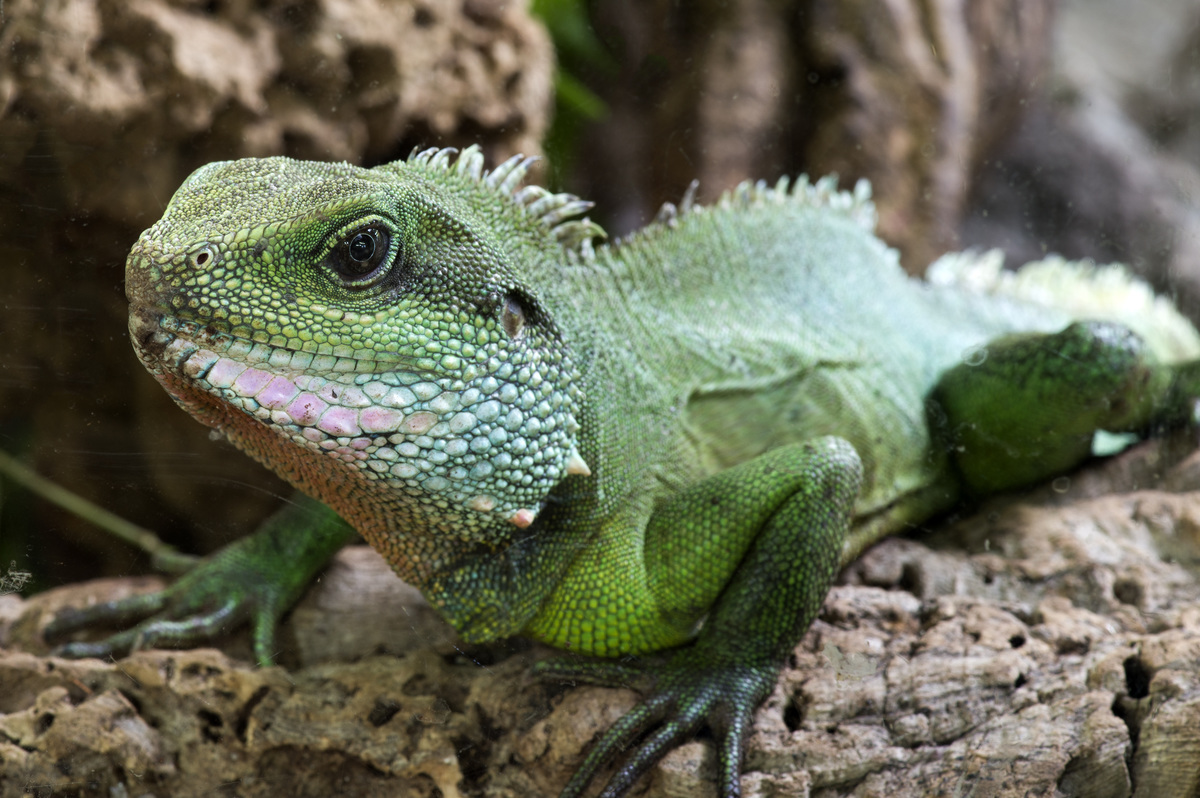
{"left": 348, "top": 231, "right": 375, "bottom": 263}
{"left": 329, "top": 226, "right": 392, "bottom": 285}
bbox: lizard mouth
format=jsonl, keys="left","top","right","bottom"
{"left": 127, "top": 307, "right": 584, "bottom": 534}
{"left": 129, "top": 308, "right": 444, "bottom": 441}
{"left": 130, "top": 305, "right": 409, "bottom": 377}
{"left": 130, "top": 308, "right": 242, "bottom": 372}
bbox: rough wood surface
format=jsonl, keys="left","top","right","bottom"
{"left": 571, "top": 0, "right": 1054, "bottom": 270}
{"left": 7, "top": 435, "right": 1200, "bottom": 797}
{"left": 0, "top": 0, "right": 552, "bottom": 224}
{"left": 963, "top": 0, "right": 1200, "bottom": 316}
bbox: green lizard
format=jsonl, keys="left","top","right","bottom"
{"left": 46, "top": 145, "right": 1200, "bottom": 797}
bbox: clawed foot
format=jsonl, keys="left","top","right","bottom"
{"left": 536, "top": 646, "right": 780, "bottom": 798}
{"left": 42, "top": 532, "right": 302, "bottom": 666}
{"left": 44, "top": 494, "right": 355, "bottom": 666}
{"left": 45, "top": 587, "right": 238, "bottom": 660}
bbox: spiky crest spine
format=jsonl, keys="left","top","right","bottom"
{"left": 406, "top": 145, "right": 606, "bottom": 259}
{"left": 405, "top": 147, "right": 878, "bottom": 263}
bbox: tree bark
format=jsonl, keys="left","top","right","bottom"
{"left": 8, "top": 434, "right": 1200, "bottom": 796}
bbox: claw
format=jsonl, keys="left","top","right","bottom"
{"left": 713, "top": 703, "right": 755, "bottom": 798}
{"left": 543, "top": 647, "right": 779, "bottom": 798}
{"left": 43, "top": 590, "right": 169, "bottom": 641}
{"left": 46, "top": 494, "right": 355, "bottom": 669}
{"left": 558, "top": 694, "right": 672, "bottom": 798}
{"left": 598, "top": 713, "right": 706, "bottom": 798}
{"left": 534, "top": 657, "right": 647, "bottom": 690}
{"left": 47, "top": 594, "right": 246, "bottom": 662}
{"left": 54, "top": 640, "right": 120, "bottom": 660}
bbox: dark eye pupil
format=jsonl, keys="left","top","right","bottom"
{"left": 330, "top": 225, "right": 392, "bottom": 286}
{"left": 348, "top": 231, "right": 376, "bottom": 262}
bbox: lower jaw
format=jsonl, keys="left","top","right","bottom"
{"left": 125, "top": 307, "right": 573, "bottom": 541}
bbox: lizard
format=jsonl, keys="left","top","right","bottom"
{"left": 44, "top": 144, "right": 1200, "bottom": 797}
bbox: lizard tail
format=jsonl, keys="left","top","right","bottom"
{"left": 927, "top": 250, "right": 1200, "bottom": 363}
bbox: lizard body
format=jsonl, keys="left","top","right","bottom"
{"left": 52, "top": 146, "right": 1200, "bottom": 797}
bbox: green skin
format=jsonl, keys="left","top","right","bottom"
{"left": 46, "top": 146, "right": 1200, "bottom": 798}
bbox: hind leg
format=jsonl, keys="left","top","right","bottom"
{"left": 930, "top": 320, "right": 1200, "bottom": 495}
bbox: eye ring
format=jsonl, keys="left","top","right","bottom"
{"left": 327, "top": 225, "right": 394, "bottom": 286}
{"left": 188, "top": 244, "right": 218, "bottom": 269}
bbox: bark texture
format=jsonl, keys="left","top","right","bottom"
{"left": 571, "top": 0, "right": 1054, "bottom": 270}
{"left": 962, "top": 0, "right": 1200, "bottom": 317}
{"left": 1, "top": 0, "right": 551, "bottom": 224}
{"left": 8, "top": 436, "right": 1200, "bottom": 796}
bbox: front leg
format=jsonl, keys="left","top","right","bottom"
{"left": 537, "top": 437, "right": 862, "bottom": 798}
{"left": 45, "top": 494, "right": 356, "bottom": 666}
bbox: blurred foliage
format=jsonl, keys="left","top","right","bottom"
{"left": 530, "top": 0, "right": 612, "bottom": 188}
{"left": 0, "top": 430, "right": 45, "bottom": 595}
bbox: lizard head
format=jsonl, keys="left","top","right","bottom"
{"left": 125, "top": 146, "right": 599, "bottom": 553}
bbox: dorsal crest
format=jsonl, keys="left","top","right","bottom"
{"left": 406, "top": 145, "right": 605, "bottom": 258}
{"left": 645, "top": 174, "right": 877, "bottom": 240}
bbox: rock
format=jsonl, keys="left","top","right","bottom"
{"left": 9, "top": 438, "right": 1200, "bottom": 795}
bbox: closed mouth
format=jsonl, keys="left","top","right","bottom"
{"left": 129, "top": 306, "right": 410, "bottom": 382}
{"left": 125, "top": 302, "right": 581, "bottom": 536}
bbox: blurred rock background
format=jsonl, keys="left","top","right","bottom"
{"left": 0, "top": 0, "right": 555, "bottom": 585}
